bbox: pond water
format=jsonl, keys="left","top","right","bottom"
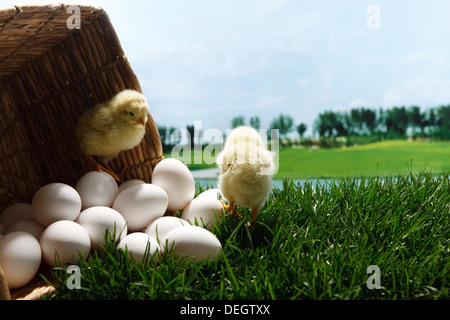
{"left": 191, "top": 168, "right": 356, "bottom": 190}
{"left": 195, "top": 175, "right": 446, "bottom": 191}
{"left": 194, "top": 178, "right": 338, "bottom": 190}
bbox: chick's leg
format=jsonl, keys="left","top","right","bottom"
{"left": 229, "top": 202, "right": 234, "bottom": 215}
{"left": 250, "top": 207, "right": 259, "bottom": 227}
{"left": 102, "top": 160, "right": 129, "bottom": 182}
{"left": 115, "top": 164, "right": 129, "bottom": 182}
{"left": 221, "top": 201, "right": 244, "bottom": 221}
{"left": 86, "top": 155, "right": 121, "bottom": 181}
{"left": 230, "top": 203, "right": 244, "bottom": 220}
{"left": 220, "top": 201, "right": 229, "bottom": 210}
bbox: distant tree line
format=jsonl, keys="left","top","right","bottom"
{"left": 157, "top": 105, "right": 449, "bottom": 152}
{"left": 230, "top": 114, "right": 308, "bottom": 141}
{"left": 157, "top": 114, "right": 309, "bottom": 152}
{"left": 157, "top": 126, "right": 181, "bottom": 153}
{"left": 313, "top": 105, "right": 450, "bottom": 140}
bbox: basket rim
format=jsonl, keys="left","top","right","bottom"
{"left": 0, "top": 4, "right": 107, "bottom": 82}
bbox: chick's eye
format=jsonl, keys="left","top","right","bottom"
{"left": 129, "top": 111, "right": 135, "bottom": 117}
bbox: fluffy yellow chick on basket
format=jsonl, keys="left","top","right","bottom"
{"left": 216, "top": 126, "right": 275, "bottom": 227}
{"left": 75, "top": 89, "right": 149, "bottom": 181}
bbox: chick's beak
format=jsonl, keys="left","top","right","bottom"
{"left": 136, "top": 118, "right": 147, "bottom": 127}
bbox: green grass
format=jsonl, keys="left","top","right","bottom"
{"left": 275, "top": 140, "right": 450, "bottom": 179}
{"left": 164, "top": 149, "right": 217, "bottom": 171}
{"left": 44, "top": 170, "right": 449, "bottom": 300}
{"left": 166, "top": 140, "right": 450, "bottom": 179}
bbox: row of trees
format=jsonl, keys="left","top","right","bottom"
{"left": 230, "top": 114, "right": 307, "bottom": 140}
{"left": 157, "top": 105, "right": 450, "bottom": 151}
{"left": 230, "top": 105, "right": 450, "bottom": 143}
{"left": 157, "top": 114, "right": 308, "bottom": 152}
{"left": 314, "top": 105, "right": 450, "bottom": 140}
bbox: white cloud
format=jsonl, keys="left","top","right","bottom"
{"left": 383, "top": 77, "right": 450, "bottom": 108}
{"left": 255, "top": 94, "right": 286, "bottom": 111}
{"left": 382, "top": 88, "right": 402, "bottom": 108}
{"left": 348, "top": 98, "right": 369, "bottom": 109}
{"left": 258, "top": 0, "right": 287, "bottom": 13}
{"left": 395, "top": 52, "right": 427, "bottom": 64}
{"left": 217, "top": 58, "right": 249, "bottom": 79}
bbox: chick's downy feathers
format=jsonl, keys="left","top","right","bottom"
{"left": 75, "top": 89, "right": 149, "bottom": 165}
{"left": 216, "top": 126, "right": 275, "bottom": 225}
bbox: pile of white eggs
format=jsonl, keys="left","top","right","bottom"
{"left": 0, "top": 158, "right": 226, "bottom": 290}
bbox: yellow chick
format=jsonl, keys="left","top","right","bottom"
{"left": 75, "top": 89, "right": 149, "bottom": 181}
{"left": 216, "top": 126, "right": 275, "bottom": 226}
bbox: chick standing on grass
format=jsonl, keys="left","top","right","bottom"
{"left": 216, "top": 126, "right": 275, "bottom": 227}
{"left": 75, "top": 89, "right": 149, "bottom": 181}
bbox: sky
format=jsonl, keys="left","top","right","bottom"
{"left": 3, "top": 0, "right": 450, "bottom": 139}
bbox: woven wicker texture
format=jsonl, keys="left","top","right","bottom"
{"left": 0, "top": 4, "right": 163, "bottom": 213}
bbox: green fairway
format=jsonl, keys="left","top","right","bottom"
{"left": 275, "top": 140, "right": 450, "bottom": 179}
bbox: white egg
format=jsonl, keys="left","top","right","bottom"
{"left": 32, "top": 183, "right": 82, "bottom": 226}
{"left": 7, "top": 219, "right": 45, "bottom": 240}
{"left": 76, "top": 171, "right": 119, "bottom": 209}
{"left": 197, "top": 188, "right": 226, "bottom": 201}
{"left": 112, "top": 184, "right": 168, "bottom": 232}
{"left": 40, "top": 220, "right": 91, "bottom": 267}
{"left": 76, "top": 206, "right": 128, "bottom": 250}
{"left": 151, "top": 158, "right": 195, "bottom": 212}
{"left": 181, "top": 197, "right": 224, "bottom": 230}
{"left": 0, "top": 231, "right": 42, "bottom": 289}
{"left": 145, "top": 216, "right": 187, "bottom": 248}
{"left": 117, "top": 233, "right": 160, "bottom": 264}
{"left": 164, "top": 225, "right": 222, "bottom": 262}
{"left": 0, "top": 203, "right": 34, "bottom": 228}
{"left": 118, "top": 179, "right": 146, "bottom": 194}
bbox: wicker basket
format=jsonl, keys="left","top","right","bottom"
{"left": 0, "top": 4, "right": 163, "bottom": 299}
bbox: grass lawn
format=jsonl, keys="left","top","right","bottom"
{"left": 167, "top": 140, "right": 450, "bottom": 180}
{"left": 275, "top": 140, "right": 450, "bottom": 179}
{"left": 164, "top": 149, "right": 217, "bottom": 171}
{"left": 45, "top": 171, "right": 449, "bottom": 300}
